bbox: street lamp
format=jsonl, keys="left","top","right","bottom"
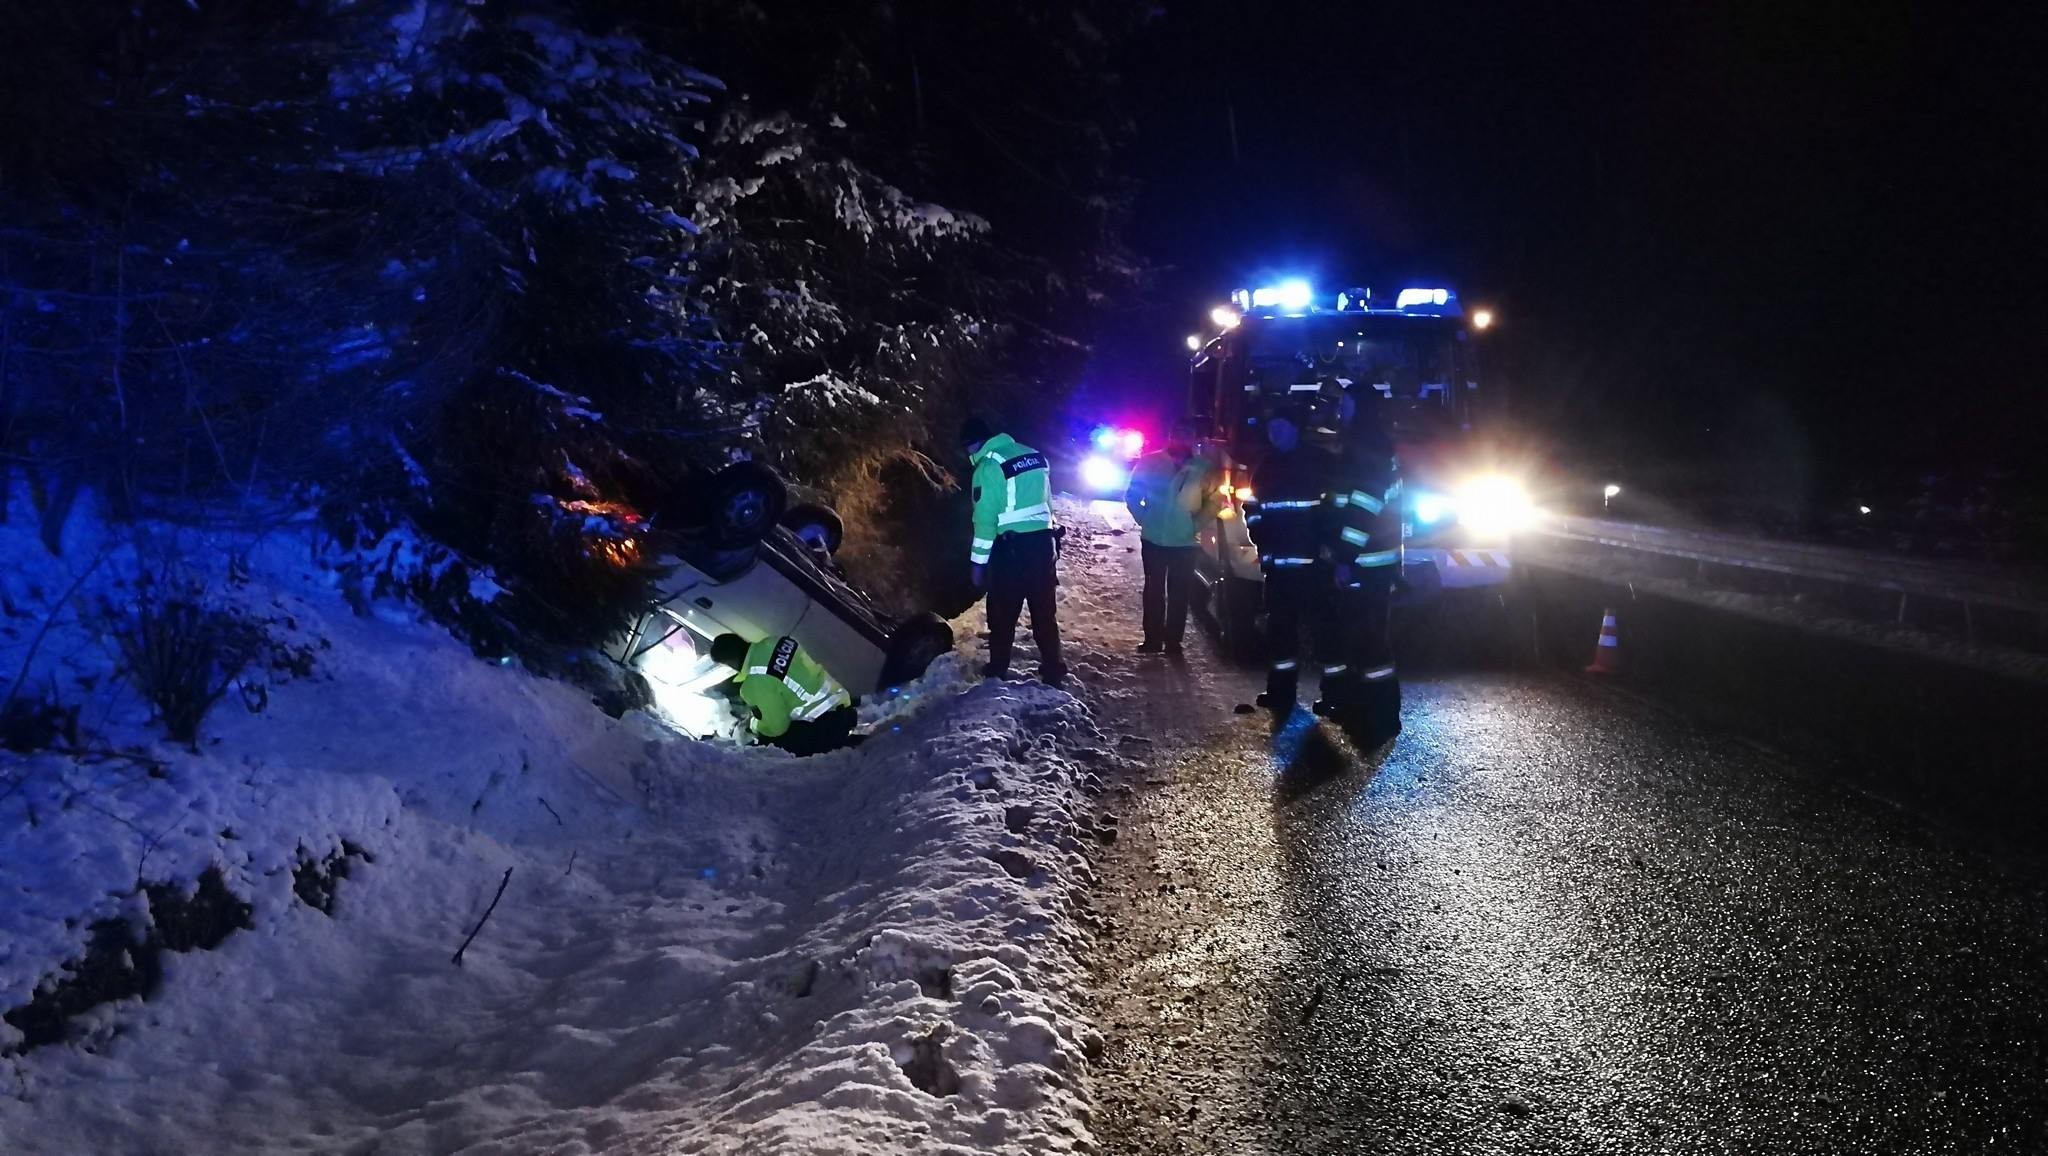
{"left": 1603, "top": 483, "right": 1621, "bottom": 511}
{"left": 1471, "top": 308, "right": 1495, "bottom": 331}
{"left": 1185, "top": 334, "right": 1202, "bottom": 352}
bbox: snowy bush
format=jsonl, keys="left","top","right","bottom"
{"left": 113, "top": 584, "right": 266, "bottom": 747}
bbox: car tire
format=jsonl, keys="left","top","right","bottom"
{"left": 1218, "top": 575, "right": 1264, "bottom": 665}
{"left": 706, "top": 461, "right": 788, "bottom": 549}
{"left": 781, "top": 503, "right": 845, "bottom": 554}
{"left": 879, "top": 612, "right": 954, "bottom": 690}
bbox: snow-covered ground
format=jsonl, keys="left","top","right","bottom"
{"left": 0, "top": 496, "right": 1113, "bottom": 1154}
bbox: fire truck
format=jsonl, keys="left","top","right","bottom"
{"left": 1187, "top": 281, "right": 1531, "bottom": 659}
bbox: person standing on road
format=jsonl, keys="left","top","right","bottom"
{"left": 1318, "top": 385, "right": 1404, "bottom": 744}
{"left": 708, "top": 633, "right": 863, "bottom": 756}
{"left": 962, "top": 417, "right": 1067, "bottom": 687}
{"left": 1243, "top": 406, "right": 1328, "bottom": 713}
{"left": 1124, "top": 420, "right": 1220, "bottom": 655}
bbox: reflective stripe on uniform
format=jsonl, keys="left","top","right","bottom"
{"left": 998, "top": 503, "right": 1051, "bottom": 525}
{"left": 1264, "top": 556, "right": 1315, "bottom": 567}
{"left": 1349, "top": 489, "right": 1384, "bottom": 514}
{"left": 1340, "top": 526, "right": 1371, "bottom": 547}
{"left": 1354, "top": 549, "right": 1401, "bottom": 568}
{"left": 1261, "top": 499, "right": 1322, "bottom": 509}
{"left": 1364, "top": 664, "right": 1397, "bottom": 681}
{"left": 1332, "top": 493, "right": 1349, "bottom": 508}
{"left": 1271, "top": 660, "right": 1298, "bottom": 671}
{"left": 793, "top": 693, "right": 846, "bottom": 721}
{"left": 1322, "top": 664, "right": 1348, "bottom": 675}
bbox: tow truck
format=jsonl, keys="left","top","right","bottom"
{"left": 1186, "top": 280, "right": 1533, "bottom": 659}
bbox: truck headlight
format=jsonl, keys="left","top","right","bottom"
{"left": 1455, "top": 475, "right": 1534, "bottom": 538}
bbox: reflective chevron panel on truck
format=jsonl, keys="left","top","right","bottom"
{"left": 1443, "top": 549, "right": 1512, "bottom": 570}
{"left": 1418, "top": 546, "right": 1515, "bottom": 590}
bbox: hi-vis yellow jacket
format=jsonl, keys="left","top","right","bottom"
{"left": 968, "top": 433, "right": 1054, "bottom": 564}
{"left": 738, "top": 635, "right": 851, "bottom": 738}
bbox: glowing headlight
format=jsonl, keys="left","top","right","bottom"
{"left": 1412, "top": 492, "right": 1452, "bottom": 525}
{"left": 1455, "top": 475, "right": 1534, "bottom": 539}
{"left": 1081, "top": 454, "right": 1129, "bottom": 492}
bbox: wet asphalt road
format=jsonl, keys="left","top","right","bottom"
{"left": 1057, "top": 508, "right": 2048, "bottom": 1155}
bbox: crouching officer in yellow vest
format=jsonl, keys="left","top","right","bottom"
{"left": 961, "top": 416, "right": 1066, "bottom": 687}
{"left": 1317, "top": 384, "right": 1403, "bottom": 745}
{"left": 709, "top": 633, "right": 863, "bottom": 756}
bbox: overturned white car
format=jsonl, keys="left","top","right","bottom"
{"left": 604, "top": 463, "right": 954, "bottom": 729}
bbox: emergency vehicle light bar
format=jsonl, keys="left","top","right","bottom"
{"left": 1248, "top": 280, "right": 1313, "bottom": 312}
{"left": 1235, "top": 282, "right": 1466, "bottom": 318}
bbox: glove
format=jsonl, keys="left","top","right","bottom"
{"left": 972, "top": 562, "right": 988, "bottom": 590}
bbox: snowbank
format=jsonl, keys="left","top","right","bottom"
{"left": 0, "top": 499, "right": 1105, "bottom": 1154}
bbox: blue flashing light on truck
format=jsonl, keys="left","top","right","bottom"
{"left": 1188, "top": 282, "right": 1531, "bottom": 660}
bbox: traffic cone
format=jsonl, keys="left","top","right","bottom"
{"left": 1585, "top": 609, "right": 1622, "bottom": 674}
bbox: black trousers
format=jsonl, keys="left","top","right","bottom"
{"left": 1141, "top": 542, "right": 1197, "bottom": 646}
{"left": 987, "top": 530, "right": 1064, "bottom": 676}
{"left": 1262, "top": 567, "right": 1326, "bottom": 702}
{"left": 769, "top": 705, "right": 860, "bottom": 756}
{"left": 1323, "top": 578, "right": 1400, "bottom": 741}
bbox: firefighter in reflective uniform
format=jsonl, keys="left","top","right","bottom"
{"left": 961, "top": 417, "right": 1066, "bottom": 686}
{"left": 709, "top": 633, "right": 862, "bottom": 756}
{"left": 1318, "top": 385, "right": 1403, "bottom": 743}
{"left": 1243, "top": 407, "right": 1327, "bottom": 713}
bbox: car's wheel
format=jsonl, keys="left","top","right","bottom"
{"left": 781, "top": 503, "right": 845, "bottom": 555}
{"left": 1218, "top": 575, "right": 1265, "bottom": 665}
{"left": 705, "top": 461, "right": 788, "bottom": 549}
{"left": 879, "top": 612, "right": 954, "bottom": 690}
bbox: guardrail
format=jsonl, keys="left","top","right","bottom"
{"left": 1529, "top": 515, "right": 2048, "bottom": 613}
{"left": 1522, "top": 515, "right": 2048, "bottom": 649}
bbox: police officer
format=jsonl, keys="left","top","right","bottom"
{"left": 961, "top": 417, "right": 1066, "bottom": 686}
{"left": 1318, "top": 385, "right": 1403, "bottom": 743}
{"left": 1124, "top": 419, "right": 1220, "bottom": 655}
{"left": 708, "top": 633, "right": 862, "bottom": 755}
{"left": 1243, "top": 406, "right": 1327, "bottom": 713}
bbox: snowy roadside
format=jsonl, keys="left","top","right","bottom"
{"left": 0, "top": 499, "right": 1111, "bottom": 1155}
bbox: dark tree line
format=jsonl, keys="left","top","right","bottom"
{"left": 0, "top": 0, "right": 1145, "bottom": 655}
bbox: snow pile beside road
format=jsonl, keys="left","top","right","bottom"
{"left": 0, "top": 501, "right": 1105, "bottom": 1155}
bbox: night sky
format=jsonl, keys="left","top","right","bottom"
{"left": 1097, "top": 0, "right": 2046, "bottom": 508}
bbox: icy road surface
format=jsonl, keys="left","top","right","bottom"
{"left": 1049, "top": 499, "right": 2048, "bottom": 1156}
